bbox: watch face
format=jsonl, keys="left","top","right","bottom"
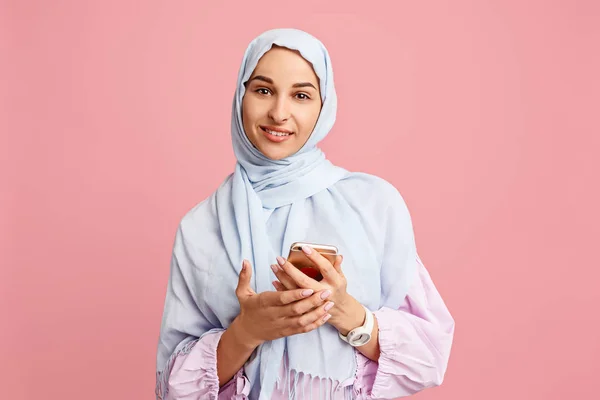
{"left": 349, "top": 332, "right": 371, "bottom": 346}
{"left": 354, "top": 333, "right": 367, "bottom": 342}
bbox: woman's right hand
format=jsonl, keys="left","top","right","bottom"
{"left": 232, "top": 259, "right": 334, "bottom": 348}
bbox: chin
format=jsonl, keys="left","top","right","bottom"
{"left": 261, "top": 149, "right": 290, "bottom": 161}
{"left": 258, "top": 144, "right": 294, "bottom": 161}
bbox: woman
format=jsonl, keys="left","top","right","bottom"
{"left": 156, "top": 28, "right": 454, "bottom": 400}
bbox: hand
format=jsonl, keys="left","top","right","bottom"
{"left": 271, "top": 246, "right": 366, "bottom": 336}
{"left": 233, "top": 259, "right": 335, "bottom": 349}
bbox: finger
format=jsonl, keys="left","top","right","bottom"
{"left": 235, "top": 259, "right": 255, "bottom": 298}
{"left": 289, "top": 301, "right": 334, "bottom": 334}
{"left": 282, "top": 289, "right": 333, "bottom": 317}
{"left": 272, "top": 261, "right": 299, "bottom": 290}
{"left": 279, "top": 257, "right": 320, "bottom": 289}
{"left": 272, "top": 280, "right": 285, "bottom": 291}
{"left": 300, "top": 245, "right": 337, "bottom": 281}
{"left": 332, "top": 255, "right": 343, "bottom": 275}
{"left": 261, "top": 287, "right": 315, "bottom": 307}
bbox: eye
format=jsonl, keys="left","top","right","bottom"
{"left": 295, "top": 93, "right": 310, "bottom": 100}
{"left": 256, "top": 88, "right": 271, "bottom": 95}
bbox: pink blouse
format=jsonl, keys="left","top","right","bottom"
{"left": 164, "top": 256, "right": 454, "bottom": 399}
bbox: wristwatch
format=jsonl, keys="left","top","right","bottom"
{"left": 338, "top": 305, "right": 374, "bottom": 347}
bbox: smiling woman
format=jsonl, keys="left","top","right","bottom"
{"left": 155, "top": 28, "right": 454, "bottom": 400}
{"left": 242, "top": 46, "right": 322, "bottom": 160}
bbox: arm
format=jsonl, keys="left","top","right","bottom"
{"left": 272, "top": 248, "right": 454, "bottom": 398}
{"left": 159, "top": 207, "right": 335, "bottom": 399}
{"left": 347, "top": 187, "right": 454, "bottom": 398}
{"left": 216, "top": 317, "right": 257, "bottom": 386}
{"left": 333, "top": 295, "right": 381, "bottom": 362}
{"left": 356, "top": 255, "right": 455, "bottom": 399}
{"left": 157, "top": 225, "right": 253, "bottom": 400}
{"left": 166, "top": 331, "right": 249, "bottom": 399}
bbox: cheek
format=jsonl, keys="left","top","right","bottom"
{"left": 298, "top": 106, "right": 322, "bottom": 134}
{"left": 242, "top": 97, "right": 266, "bottom": 128}
{"left": 241, "top": 97, "right": 251, "bottom": 123}
{"left": 242, "top": 106, "right": 256, "bottom": 135}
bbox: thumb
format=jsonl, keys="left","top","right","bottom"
{"left": 236, "top": 259, "right": 255, "bottom": 298}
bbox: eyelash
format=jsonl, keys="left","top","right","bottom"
{"left": 255, "top": 88, "right": 311, "bottom": 100}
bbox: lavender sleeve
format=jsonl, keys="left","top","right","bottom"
{"left": 166, "top": 330, "right": 250, "bottom": 400}
{"left": 353, "top": 255, "right": 455, "bottom": 399}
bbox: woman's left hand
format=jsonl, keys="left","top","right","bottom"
{"left": 271, "top": 245, "right": 365, "bottom": 335}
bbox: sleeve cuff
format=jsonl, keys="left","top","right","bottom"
{"left": 165, "top": 330, "right": 249, "bottom": 399}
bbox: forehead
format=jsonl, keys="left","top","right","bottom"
{"left": 250, "top": 46, "right": 319, "bottom": 84}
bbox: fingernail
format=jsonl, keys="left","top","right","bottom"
{"left": 242, "top": 260, "right": 247, "bottom": 270}
{"left": 301, "top": 289, "right": 314, "bottom": 297}
{"left": 276, "top": 256, "right": 285, "bottom": 266}
{"left": 271, "top": 264, "right": 278, "bottom": 274}
{"left": 324, "top": 301, "right": 334, "bottom": 312}
{"left": 320, "top": 290, "right": 331, "bottom": 300}
{"left": 323, "top": 314, "right": 331, "bottom": 322}
{"left": 302, "top": 245, "right": 312, "bottom": 255}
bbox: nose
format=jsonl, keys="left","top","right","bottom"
{"left": 267, "top": 97, "right": 290, "bottom": 123}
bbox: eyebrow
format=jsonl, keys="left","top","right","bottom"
{"left": 248, "top": 75, "right": 317, "bottom": 90}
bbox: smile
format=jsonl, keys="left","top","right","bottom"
{"left": 260, "top": 126, "right": 294, "bottom": 142}
{"left": 265, "top": 129, "right": 289, "bottom": 136}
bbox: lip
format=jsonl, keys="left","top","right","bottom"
{"left": 260, "top": 126, "right": 294, "bottom": 143}
{"left": 260, "top": 125, "right": 293, "bottom": 134}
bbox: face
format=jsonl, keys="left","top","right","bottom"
{"left": 242, "top": 46, "right": 322, "bottom": 160}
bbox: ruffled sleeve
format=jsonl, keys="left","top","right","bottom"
{"left": 166, "top": 330, "right": 251, "bottom": 399}
{"left": 354, "top": 255, "right": 455, "bottom": 399}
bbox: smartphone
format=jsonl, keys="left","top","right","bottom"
{"left": 287, "top": 242, "right": 338, "bottom": 282}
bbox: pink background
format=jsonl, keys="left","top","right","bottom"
{"left": 2, "top": 1, "right": 599, "bottom": 399}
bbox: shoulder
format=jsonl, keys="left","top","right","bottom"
{"left": 334, "top": 172, "right": 410, "bottom": 214}
{"left": 332, "top": 172, "right": 416, "bottom": 261}
{"left": 177, "top": 175, "right": 233, "bottom": 242}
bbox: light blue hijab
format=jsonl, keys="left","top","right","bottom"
{"left": 156, "top": 28, "right": 417, "bottom": 400}
{"left": 225, "top": 28, "right": 354, "bottom": 399}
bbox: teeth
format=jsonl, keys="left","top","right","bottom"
{"left": 265, "top": 129, "right": 290, "bottom": 137}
